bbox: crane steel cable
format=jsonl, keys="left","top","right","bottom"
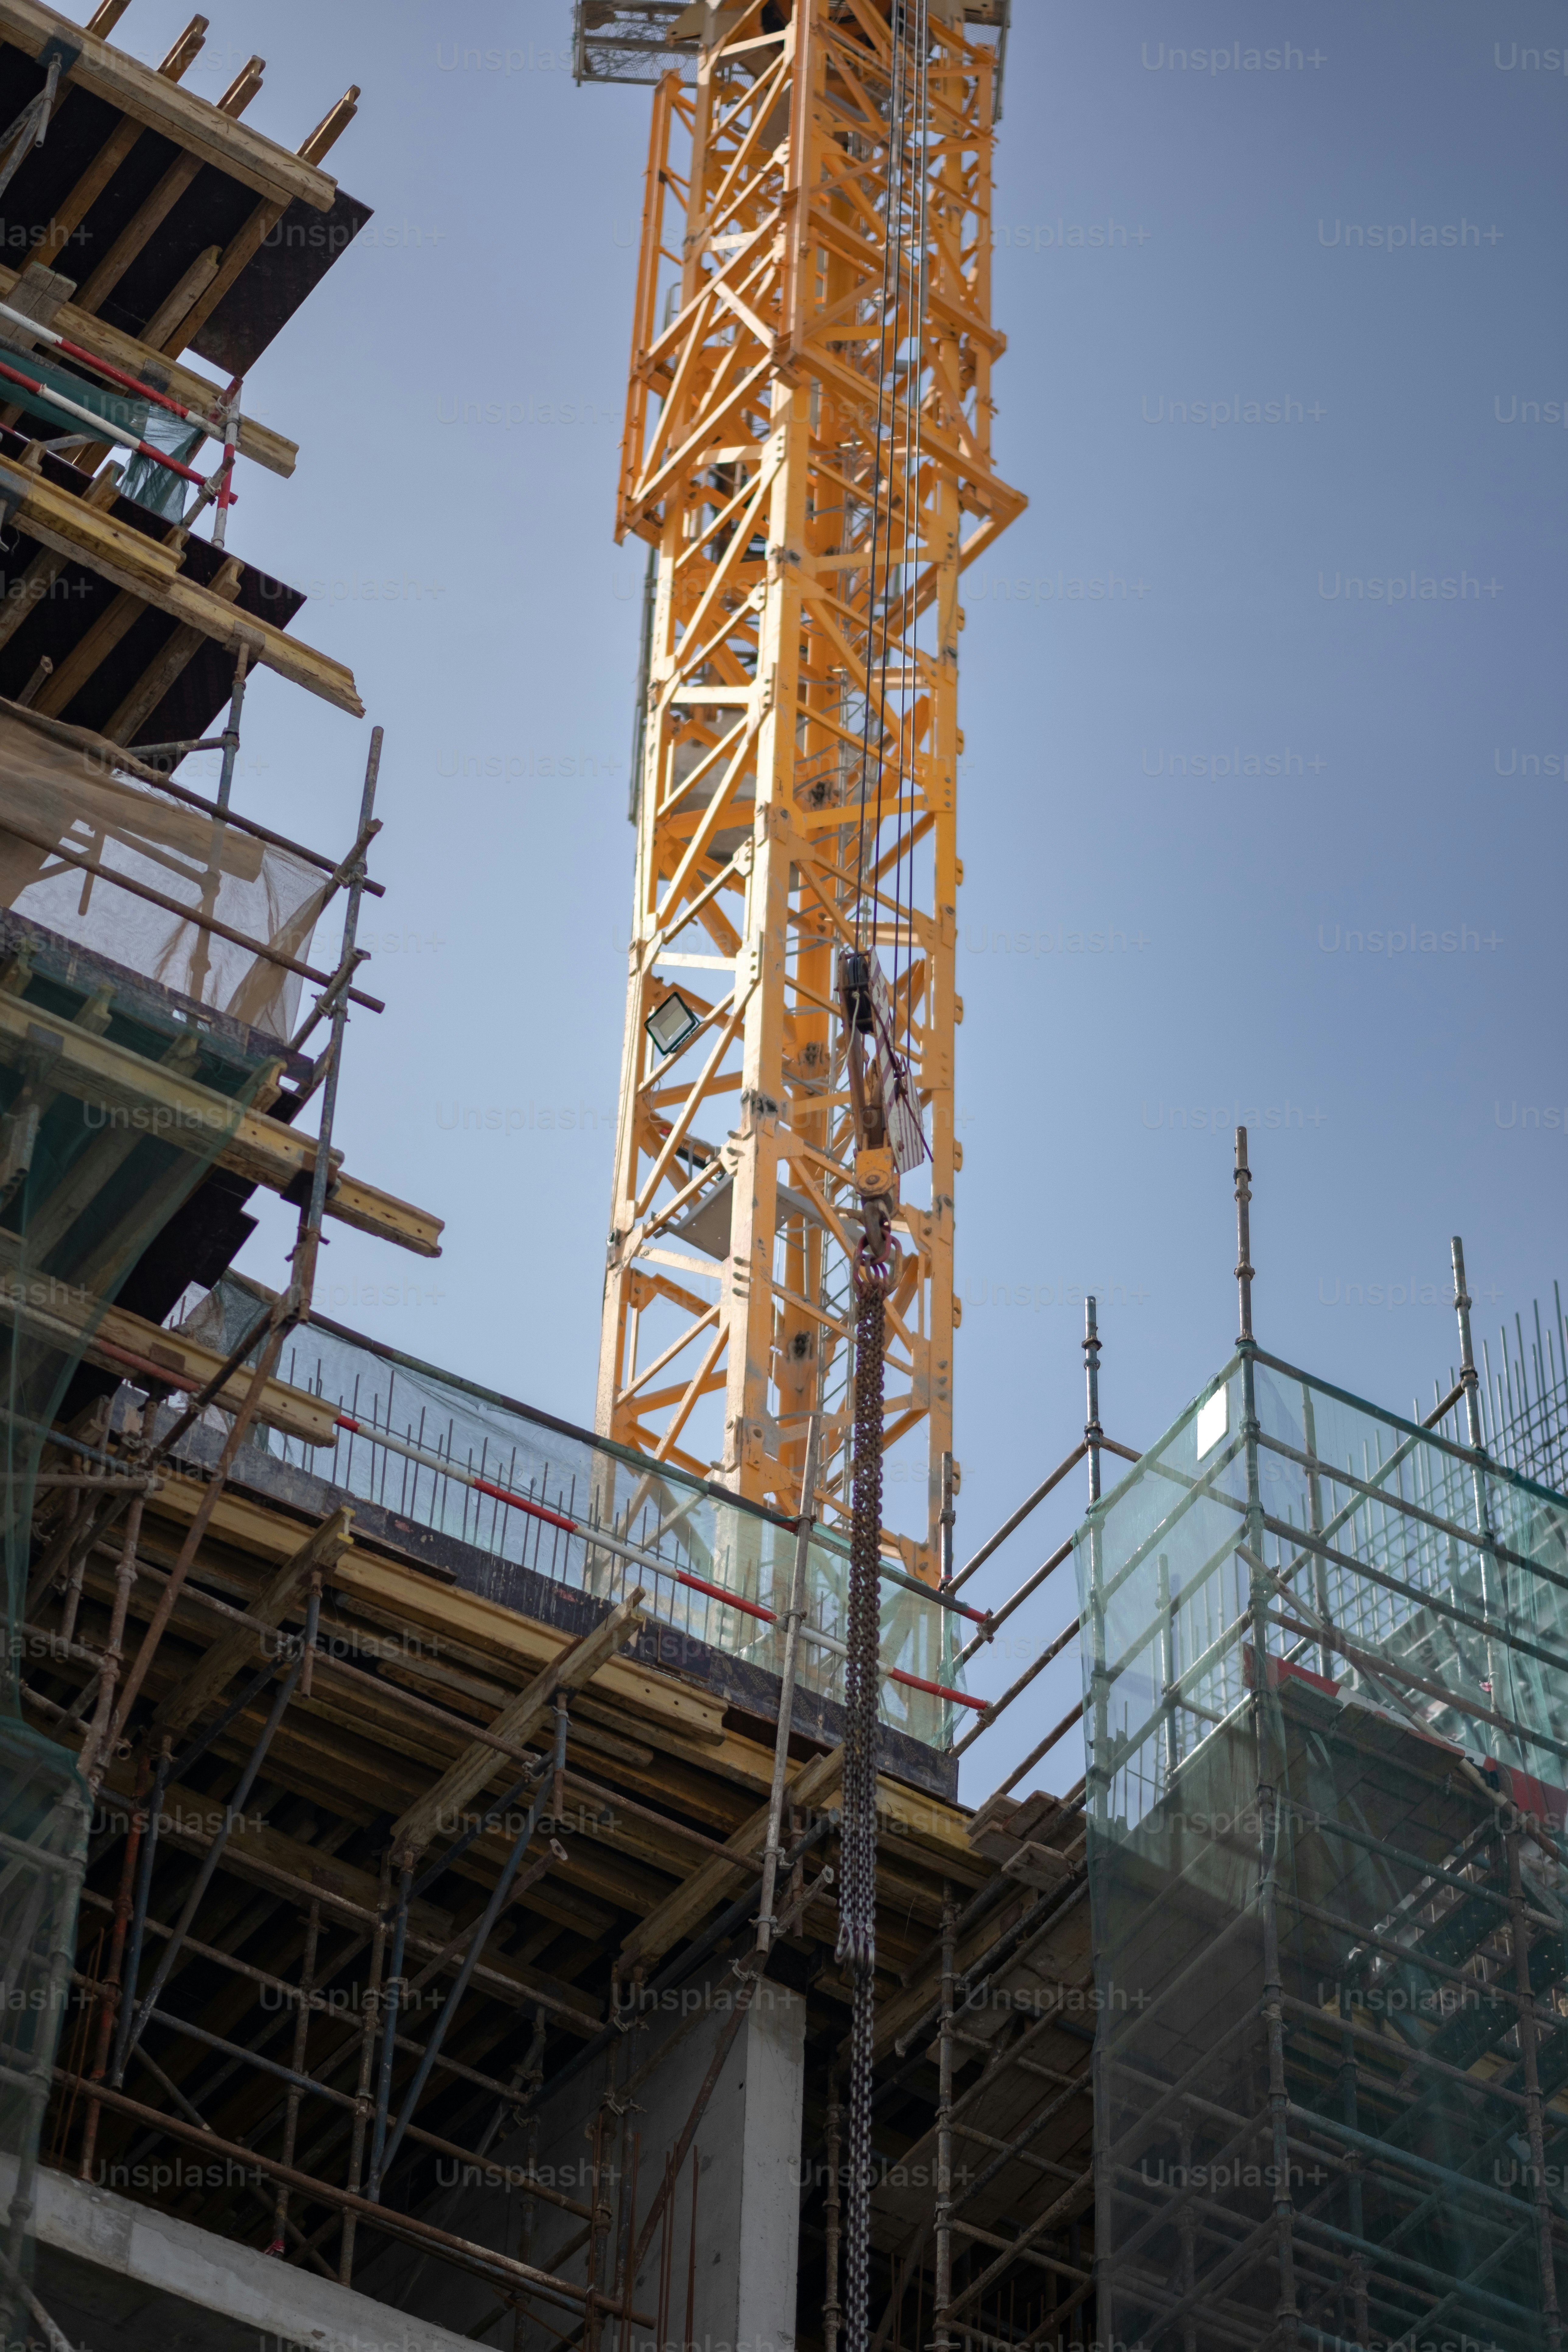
{"left": 895, "top": 1, "right": 931, "bottom": 1064}
{"left": 849, "top": 11, "right": 908, "bottom": 954}
{"left": 848, "top": 0, "right": 931, "bottom": 1075}
{"left": 887, "top": 3, "right": 918, "bottom": 1054}
{"left": 874, "top": 0, "right": 912, "bottom": 957}
{"left": 838, "top": 12, "right": 931, "bottom": 2349}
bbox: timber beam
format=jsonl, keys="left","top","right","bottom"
{"left": 0, "top": 1272, "right": 338, "bottom": 1442}
{"left": 0, "top": 0, "right": 340, "bottom": 212}
{"left": 0, "top": 453, "right": 362, "bottom": 715}
{"left": 0, "top": 989, "right": 444, "bottom": 1256}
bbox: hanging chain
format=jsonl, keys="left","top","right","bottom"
{"left": 839, "top": 1242, "right": 890, "bottom": 2352}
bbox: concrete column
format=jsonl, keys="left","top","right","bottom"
{"left": 347, "top": 1969, "right": 806, "bottom": 2352}
{"left": 516, "top": 1971, "right": 807, "bottom": 2352}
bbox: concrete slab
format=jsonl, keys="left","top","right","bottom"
{"left": 7, "top": 2160, "right": 481, "bottom": 2352}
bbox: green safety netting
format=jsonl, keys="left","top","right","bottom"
{"left": 120, "top": 404, "right": 205, "bottom": 522}
{"left": 0, "top": 345, "right": 139, "bottom": 443}
{"left": 1077, "top": 1349, "right": 1568, "bottom": 2351}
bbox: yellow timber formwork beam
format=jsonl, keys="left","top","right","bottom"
{"left": 0, "top": 989, "right": 444, "bottom": 1257}
{"left": 0, "top": 1269, "right": 338, "bottom": 1442}
{"left": 595, "top": 0, "right": 1023, "bottom": 1580}
{"left": 0, "top": 453, "right": 363, "bottom": 716}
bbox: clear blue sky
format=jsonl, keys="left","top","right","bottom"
{"left": 115, "top": 0, "right": 1566, "bottom": 1796}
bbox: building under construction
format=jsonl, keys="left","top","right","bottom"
{"left": 0, "top": 7, "right": 1564, "bottom": 2352}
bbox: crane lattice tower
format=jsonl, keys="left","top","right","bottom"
{"left": 596, "top": 0, "right": 1023, "bottom": 1578}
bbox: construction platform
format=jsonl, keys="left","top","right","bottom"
{"left": 0, "top": 10, "right": 1565, "bottom": 2352}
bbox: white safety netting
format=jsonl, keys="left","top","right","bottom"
{"left": 0, "top": 704, "right": 328, "bottom": 1038}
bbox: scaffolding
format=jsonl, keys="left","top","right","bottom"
{"left": 0, "top": 22, "right": 424, "bottom": 2347}
{"left": 11, "top": 777, "right": 1558, "bottom": 2352}
{"left": 1077, "top": 1147, "right": 1568, "bottom": 2351}
{"left": 19, "top": 1359, "right": 986, "bottom": 2338}
{"left": 7, "top": 15, "right": 1565, "bottom": 2352}
{"left": 795, "top": 1165, "right": 1568, "bottom": 2352}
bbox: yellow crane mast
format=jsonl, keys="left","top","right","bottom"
{"left": 595, "top": 0, "right": 1023, "bottom": 1580}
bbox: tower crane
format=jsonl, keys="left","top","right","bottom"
{"left": 577, "top": 9, "right": 1021, "bottom": 2341}
{"left": 584, "top": 0, "right": 1022, "bottom": 1587}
